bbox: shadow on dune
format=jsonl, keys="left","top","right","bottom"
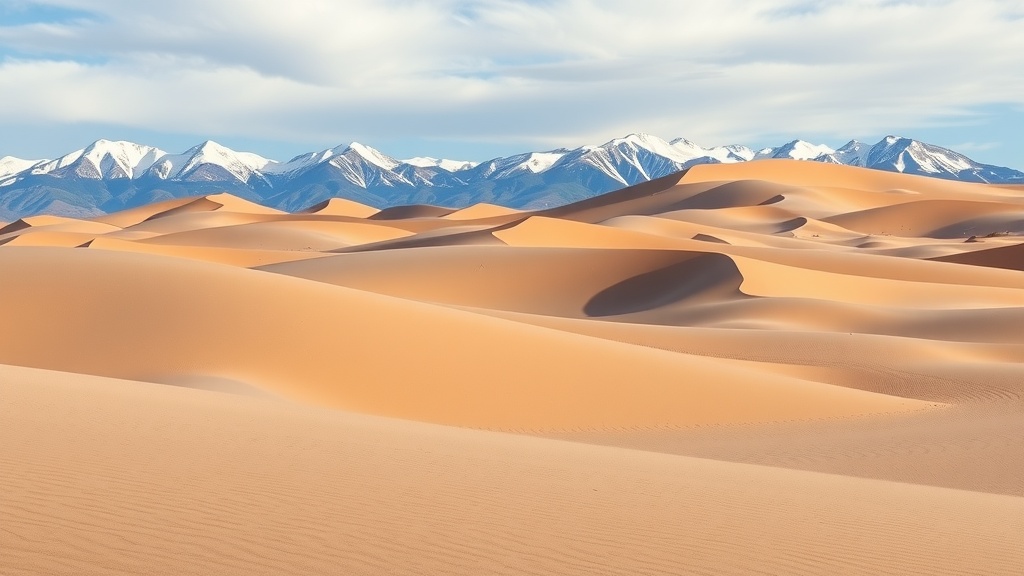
{"left": 660, "top": 180, "right": 792, "bottom": 211}
{"left": 926, "top": 214, "right": 1024, "bottom": 239}
{"left": 369, "top": 204, "right": 456, "bottom": 220}
{"left": 931, "top": 241, "right": 1024, "bottom": 271}
{"left": 584, "top": 253, "right": 745, "bottom": 317}
{"left": 824, "top": 200, "right": 1024, "bottom": 238}
{"left": 331, "top": 219, "right": 523, "bottom": 253}
{"left": 141, "top": 197, "right": 225, "bottom": 222}
{"left": 692, "top": 233, "right": 730, "bottom": 244}
{"left": 776, "top": 217, "right": 809, "bottom": 234}
{"left": 0, "top": 219, "right": 33, "bottom": 235}
{"left": 539, "top": 171, "right": 691, "bottom": 222}
{"left": 539, "top": 173, "right": 800, "bottom": 224}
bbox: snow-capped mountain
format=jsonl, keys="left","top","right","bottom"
{"left": 26, "top": 140, "right": 165, "bottom": 180}
{"left": 815, "top": 136, "right": 1021, "bottom": 183}
{"left": 670, "top": 139, "right": 755, "bottom": 163}
{"left": 0, "top": 156, "right": 40, "bottom": 182}
{"left": 1, "top": 134, "right": 1021, "bottom": 219}
{"left": 402, "top": 157, "right": 477, "bottom": 172}
{"left": 8, "top": 139, "right": 275, "bottom": 185}
{"left": 757, "top": 140, "right": 835, "bottom": 160}
{"left": 820, "top": 140, "right": 873, "bottom": 166}
{"left": 144, "top": 140, "right": 273, "bottom": 184}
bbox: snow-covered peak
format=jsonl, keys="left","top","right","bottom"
{"left": 721, "top": 144, "right": 756, "bottom": 161}
{"left": 756, "top": 140, "right": 835, "bottom": 160}
{"left": 195, "top": 140, "right": 272, "bottom": 172}
{"left": 811, "top": 136, "right": 998, "bottom": 179}
{"left": 519, "top": 152, "right": 565, "bottom": 173}
{"left": 261, "top": 147, "right": 343, "bottom": 175}
{"left": 669, "top": 138, "right": 710, "bottom": 157}
{"left": 669, "top": 139, "right": 753, "bottom": 163}
{"left": 147, "top": 140, "right": 272, "bottom": 183}
{"left": 556, "top": 134, "right": 699, "bottom": 185}
{"left": 32, "top": 150, "right": 84, "bottom": 173}
{"left": 865, "top": 136, "right": 975, "bottom": 175}
{"left": 83, "top": 140, "right": 165, "bottom": 178}
{"left": 614, "top": 132, "right": 670, "bottom": 148}
{"left": 403, "top": 157, "right": 478, "bottom": 171}
{"left": 609, "top": 133, "right": 690, "bottom": 162}
{"left": 474, "top": 149, "right": 569, "bottom": 179}
{"left": 260, "top": 141, "right": 403, "bottom": 175}
{"left": 0, "top": 156, "right": 42, "bottom": 180}
{"left": 29, "top": 139, "right": 167, "bottom": 179}
{"left": 345, "top": 142, "right": 401, "bottom": 171}
{"left": 823, "top": 140, "right": 871, "bottom": 166}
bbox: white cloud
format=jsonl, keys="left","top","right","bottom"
{"left": 1, "top": 0, "right": 1024, "bottom": 156}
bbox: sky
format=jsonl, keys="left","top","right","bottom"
{"left": 1, "top": 0, "right": 1023, "bottom": 167}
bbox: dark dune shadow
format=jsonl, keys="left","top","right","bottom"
{"left": 927, "top": 215, "right": 1024, "bottom": 239}
{"left": 0, "top": 219, "right": 32, "bottom": 235}
{"left": 692, "top": 233, "right": 730, "bottom": 244}
{"left": 141, "top": 197, "right": 224, "bottom": 222}
{"left": 931, "top": 242, "right": 1024, "bottom": 271}
{"left": 776, "top": 217, "right": 809, "bottom": 234}
{"left": 330, "top": 219, "right": 524, "bottom": 253}
{"left": 538, "top": 171, "right": 695, "bottom": 223}
{"left": 660, "top": 180, "right": 792, "bottom": 211}
{"left": 584, "top": 253, "right": 745, "bottom": 317}
{"left": 369, "top": 204, "right": 456, "bottom": 220}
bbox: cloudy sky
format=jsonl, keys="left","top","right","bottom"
{"left": 1, "top": 0, "right": 1023, "bottom": 166}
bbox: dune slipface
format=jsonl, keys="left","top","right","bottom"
{"left": 2, "top": 161, "right": 1022, "bottom": 575}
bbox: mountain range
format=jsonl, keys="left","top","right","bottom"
{"left": 1, "top": 134, "right": 1021, "bottom": 219}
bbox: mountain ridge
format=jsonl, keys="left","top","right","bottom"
{"left": 1, "top": 134, "right": 1021, "bottom": 219}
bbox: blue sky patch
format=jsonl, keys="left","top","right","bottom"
{"left": 0, "top": 2, "right": 97, "bottom": 26}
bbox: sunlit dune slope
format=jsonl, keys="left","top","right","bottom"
{"left": 0, "top": 246, "right": 925, "bottom": 430}
{"left": 2, "top": 363, "right": 1020, "bottom": 576}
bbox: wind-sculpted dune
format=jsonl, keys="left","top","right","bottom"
{"left": 2, "top": 160, "right": 1022, "bottom": 575}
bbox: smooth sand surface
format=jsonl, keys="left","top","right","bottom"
{"left": 2, "top": 363, "right": 1021, "bottom": 576}
{"left": 443, "top": 202, "right": 523, "bottom": 220}
{"left": 2, "top": 162, "right": 1023, "bottom": 575}
{"left": 302, "top": 197, "right": 380, "bottom": 218}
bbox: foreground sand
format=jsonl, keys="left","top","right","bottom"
{"left": 3, "top": 364, "right": 1022, "bottom": 576}
{"left": 1, "top": 162, "right": 1023, "bottom": 574}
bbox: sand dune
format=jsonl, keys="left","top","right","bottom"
{"left": 443, "top": 202, "right": 523, "bottom": 220}
{"left": 0, "top": 214, "right": 100, "bottom": 234}
{"left": 0, "top": 214, "right": 120, "bottom": 239}
{"left": 138, "top": 218, "right": 413, "bottom": 251}
{"left": 824, "top": 199, "right": 1024, "bottom": 237}
{"left": 2, "top": 161, "right": 1022, "bottom": 575}
{"left": 933, "top": 240, "right": 1024, "bottom": 271}
{"left": 0, "top": 246, "right": 924, "bottom": 430}
{"left": 91, "top": 196, "right": 225, "bottom": 228}
{"left": 261, "top": 246, "right": 744, "bottom": 316}
{"left": 88, "top": 236, "right": 330, "bottom": 267}
{"left": 370, "top": 203, "right": 455, "bottom": 219}
{"left": 302, "top": 197, "right": 380, "bottom": 218}
{"left": 3, "top": 363, "right": 1021, "bottom": 576}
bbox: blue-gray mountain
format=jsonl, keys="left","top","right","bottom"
{"left": 0, "top": 134, "right": 1021, "bottom": 219}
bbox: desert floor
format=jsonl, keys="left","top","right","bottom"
{"left": 2, "top": 160, "right": 1022, "bottom": 575}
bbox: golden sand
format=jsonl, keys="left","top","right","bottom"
{"left": 1, "top": 161, "right": 1022, "bottom": 575}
